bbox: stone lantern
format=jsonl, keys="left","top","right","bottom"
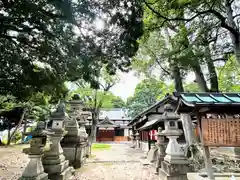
{"left": 42, "top": 101, "right": 74, "bottom": 180}
{"left": 158, "top": 104, "right": 189, "bottom": 180}
{"left": 20, "top": 121, "right": 48, "bottom": 180}
{"left": 61, "top": 94, "right": 83, "bottom": 168}
{"left": 78, "top": 110, "right": 91, "bottom": 159}
{"left": 161, "top": 104, "right": 186, "bottom": 164}
{"left": 154, "top": 127, "right": 166, "bottom": 174}
{"left": 129, "top": 132, "right": 136, "bottom": 148}
{"left": 135, "top": 131, "right": 140, "bottom": 149}
{"left": 69, "top": 94, "right": 84, "bottom": 112}
{"left": 78, "top": 111, "right": 90, "bottom": 138}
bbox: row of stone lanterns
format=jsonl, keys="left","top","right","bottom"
{"left": 20, "top": 94, "right": 91, "bottom": 180}
{"left": 130, "top": 104, "right": 190, "bottom": 179}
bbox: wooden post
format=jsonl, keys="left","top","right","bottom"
{"left": 197, "top": 115, "right": 215, "bottom": 180}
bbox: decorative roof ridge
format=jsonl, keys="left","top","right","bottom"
{"left": 127, "top": 93, "right": 177, "bottom": 126}
{"left": 97, "top": 116, "right": 115, "bottom": 125}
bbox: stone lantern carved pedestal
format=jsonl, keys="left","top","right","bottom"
{"left": 42, "top": 103, "right": 74, "bottom": 180}
{"left": 158, "top": 104, "right": 190, "bottom": 180}
{"left": 20, "top": 121, "right": 48, "bottom": 180}
{"left": 155, "top": 127, "right": 166, "bottom": 175}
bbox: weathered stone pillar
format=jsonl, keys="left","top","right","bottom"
{"left": 135, "top": 131, "right": 140, "bottom": 149}
{"left": 155, "top": 127, "right": 166, "bottom": 175}
{"left": 20, "top": 121, "right": 48, "bottom": 180}
{"left": 129, "top": 133, "right": 136, "bottom": 148}
{"left": 42, "top": 101, "right": 74, "bottom": 180}
{"left": 78, "top": 110, "right": 91, "bottom": 161}
{"left": 158, "top": 104, "right": 190, "bottom": 180}
{"left": 61, "top": 94, "right": 90, "bottom": 168}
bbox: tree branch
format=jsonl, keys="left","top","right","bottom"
{"left": 144, "top": 1, "right": 239, "bottom": 39}
{"left": 208, "top": 9, "right": 239, "bottom": 38}
{"left": 144, "top": 1, "right": 210, "bottom": 22}
{"left": 233, "top": 14, "right": 240, "bottom": 19}
{"left": 155, "top": 58, "right": 172, "bottom": 76}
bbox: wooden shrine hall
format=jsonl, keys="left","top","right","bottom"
{"left": 87, "top": 108, "right": 131, "bottom": 142}
{"left": 128, "top": 92, "right": 240, "bottom": 153}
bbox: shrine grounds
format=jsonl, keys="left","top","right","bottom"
{"left": 0, "top": 142, "right": 240, "bottom": 180}
{"left": 0, "top": 143, "right": 158, "bottom": 180}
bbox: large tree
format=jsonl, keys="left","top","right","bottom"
{"left": 0, "top": 0, "right": 144, "bottom": 100}
{"left": 143, "top": 0, "right": 240, "bottom": 64}
{"left": 132, "top": 0, "right": 239, "bottom": 92}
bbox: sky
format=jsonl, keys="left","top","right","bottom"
{"left": 109, "top": 70, "right": 196, "bottom": 101}
{"left": 110, "top": 71, "right": 142, "bottom": 101}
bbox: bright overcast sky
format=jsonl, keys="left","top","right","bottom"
{"left": 110, "top": 71, "right": 142, "bottom": 101}
{"left": 110, "top": 71, "right": 196, "bottom": 101}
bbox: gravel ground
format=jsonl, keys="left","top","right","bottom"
{"left": 0, "top": 145, "right": 28, "bottom": 180}
{"left": 74, "top": 143, "right": 158, "bottom": 180}
{"left": 0, "top": 143, "right": 158, "bottom": 180}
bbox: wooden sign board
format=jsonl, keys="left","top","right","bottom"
{"left": 201, "top": 118, "right": 240, "bottom": 147}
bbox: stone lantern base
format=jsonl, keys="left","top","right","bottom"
{"left": 158, "top": 161, "right": 190, "bottom": 180}
{"left": 43, "top": 158, "right": 74, "bottom": 180}
{"left": 43, "top": 136, "right": 75, "bottom": 180}
{"left": 20, "top": 173, "right": 48, "bottom": 180}
{"left": 61, "top": 135, "right": 87, "bottom": 168}
{"left": 19, "top": 155, "right": 48, "bottom": 180}
{"left": 62, "top": 143, "right": 87, "bottom": 168}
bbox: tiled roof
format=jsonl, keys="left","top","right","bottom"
{"left": 127, "top": 94, "right": 177, "bottom": 126}
{"left": 177, "top": 93, "right": 240, "bottom": 106}
{"left": 128, "top": 92, "right": 240, "bottom": 128}
{"left": 87, "top": 108, "right": 130, "bottom": 121}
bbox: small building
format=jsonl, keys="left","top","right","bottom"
{"left": 127, "top": 93, "right": 187, "bottom": 151}
{"left": 128, "top": 92, "right": 240, "bottom": 152}
{"left": 87, "top": 108, "right": 131, "bottom": 142}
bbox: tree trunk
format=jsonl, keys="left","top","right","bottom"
{"left": 7, "top": 109, "right": 26, "bottom": 145}
{"left": 89, "top": 112, "right": 98, "bottom": 143}
{"left": 225, "top": 0, "right": 240, "bottom": 65}
{"left": 206, "top": 59, "right": 219, "bottom": 92}
{"left": 172, "top": 63, "right": 184, "bottom": 92}
{"left": 179, "top": 19, "right": 209, "bottom": 92}
{"left": 236, "top": 43, "right": 240, "bottom": 65}
{"left": 163, "top": 28, "right": 184, "bottom": 92}
{"left": 192, "top": 64, "right": 209, "bottom": 92}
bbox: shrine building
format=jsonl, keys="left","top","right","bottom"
{"left": 87, "top": 108, "right": 131, "bottom": 142}
{"left": 128, "top": 92, "right": 240, "bottom": 152}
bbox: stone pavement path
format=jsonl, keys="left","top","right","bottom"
{"left": 74, "top": 143, "right": 158, "bottom": 180}
{"left": 0, "top": 143, "right": 158, "bottom": 180}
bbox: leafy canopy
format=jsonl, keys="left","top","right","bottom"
{"left": 126, "top": 79, "right": 172, "bottom": 118}
{"left": 0, "top": 0, "right": 144, "bottom": 100}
